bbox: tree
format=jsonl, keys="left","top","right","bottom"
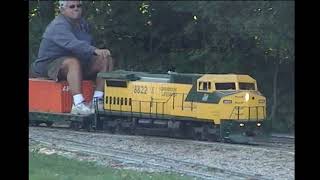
{"left": 38, "top": 0, "right": 55, "bottom": 27}
{"left": 241, "top": 1, "right": 294, "bottom": 128}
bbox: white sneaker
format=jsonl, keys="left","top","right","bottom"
{"left": 71, "top": 102, "right": 92, "bottom": 115}
{"left": 90, "top": 98, "right": 104, "bottom": 113}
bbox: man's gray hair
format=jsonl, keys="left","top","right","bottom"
{"left": 59, "top": 1, "right": 82, "bottom": 9}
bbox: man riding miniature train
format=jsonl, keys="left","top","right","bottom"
{"left": 30, "top": 0, "right": 114, "bottom": 115}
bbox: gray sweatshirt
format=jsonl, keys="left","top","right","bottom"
{"left": 31, "top": 14, "right": 96, "bottom": 76}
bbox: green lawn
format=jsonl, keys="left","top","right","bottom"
{"left": 29, "top": 152, "right": 191, "bottom": 180}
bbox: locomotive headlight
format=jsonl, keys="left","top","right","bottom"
{"left": 223, "top": 100, "right": 232, "bottom": 104}
{"left": 240, "top": 123, "right": 245, "bottom": 127}
{"left": 257, "top": 123, "right": 261, "bottom": 127}
{"left": 245, "top": 93, "right": 250, "bottom": 102}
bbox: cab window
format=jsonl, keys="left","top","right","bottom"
{"left": 215, "top": 83, "right": 236, "bottom": 90}
{"left": 239, "top": 82, "right": 256, "bottom": 90}
{"left": 199, "top": 81, "right": 211, "bottom": 91}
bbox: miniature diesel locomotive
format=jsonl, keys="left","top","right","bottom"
{"left": 29, "top": 70, "right": 267, "bottom": 143}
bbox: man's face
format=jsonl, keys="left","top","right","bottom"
{"left": 62, "top": 1, "right": 82, "bottom": 20}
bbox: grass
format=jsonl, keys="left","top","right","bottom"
{"left": 29, "top": 152, "right": 192, "bottom": 180}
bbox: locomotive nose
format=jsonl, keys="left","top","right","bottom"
{"left": 248, "top": 93, "right": 266, "bottom": 120}
{"left": 244, "top": 92, "right": 265, "bottom": 106}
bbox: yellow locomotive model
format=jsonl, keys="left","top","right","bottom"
{"left": 95, "top": 70, "right": 266, "bottom": 143}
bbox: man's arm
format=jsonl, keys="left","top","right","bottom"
{"left": 46, "top": 22, "right": 96, "bottom": 59}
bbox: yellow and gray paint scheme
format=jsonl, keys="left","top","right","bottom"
{"left": 98, "top": 70, "right": 266, "bottom": 141}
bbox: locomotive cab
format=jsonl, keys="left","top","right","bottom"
{"left": 209, "top": 75, "right": 266, "bottom": 142}
{"left": 194, "top": 74, "right": 267, "bottom": 142}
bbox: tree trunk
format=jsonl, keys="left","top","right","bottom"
{"left": 270, "top": 59, "right": 280, "bottom": 127}
{"left": 38, "top": 0, "right": 55, "bottom": 26}
{"left": 149, "top": 29, "right": 153, "bottom": 54}
{"left": 149, "top": 1, "right": 153, "bottom": 56}
{"left": 201, "top": 21, "right": 207, "bottom": 49}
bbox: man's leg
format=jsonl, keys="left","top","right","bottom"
{"left": 57, "top": 57, "right": 92, "bottom": 114}
{"left": 86, "top": 55, "right": 113, "bottom": 111}
{"left": 87, "top": 55, "right": 114, "bottom": 91}
{"left": 58, "top": 57, "right": 83, "bottom": 96}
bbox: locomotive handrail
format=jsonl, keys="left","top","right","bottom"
{"left": 131, "top": 99, "right": 166, "bottom": 117}
{"left": 106, "top": 92, "right": 194, "bottom": 119}
{"left": 229, "top": 106, "right": 265, "bottom": 120}
{"left": 170, "top": 92, "right": 194, "bottom": 111}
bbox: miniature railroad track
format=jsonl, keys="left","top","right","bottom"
{"left": 30, "top": 128, "right": 272, "bottom": 180}
{"left": 249, "top": 135, "right": 294, "bottom": 150}
{"left": 30, "top": 126, "right": 294, "bottom": 154}
{"left": 269, "top": 135, "right": 294, "bottom": 144}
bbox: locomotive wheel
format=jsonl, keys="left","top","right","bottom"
{"left": 82, "top": 119, "right": 93, "bottom": 132}
{"left": 70, "top": 121, "right": 82, "bottom": 130}
{"left": 30, "top": 121, "right": 40, "bottom": 126}
{"left": 114, "top": 124, "right": 120, "bottom": 133}
{"left": 46, "top": 122, "right": 53, "bottom": 127}
{"left": 108, "top": 124, "right": 117, "bottom": 134}
{"left": 129, "top": 118, "right": 138, "bottom": 135}
{"left": 191, "top": 129, "right": 202, "bottom": 140}
{"left": 201, "top": 126, "right": 209, "bottom": 141}
{"left": 169, "top": 129, "right": 179, "bottom": 138}
{"left": 206, "top": 134, "right": 221, "bottom": 142}
{"left": 194, "top": 132, "right": 202, "bottom": 140}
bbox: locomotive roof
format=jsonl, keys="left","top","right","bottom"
{"left": 198, "top": 74, "right": 256, "bottom": 82}
{"left": 98, "top": 70, "right": 255, "bottom": 84}
{"left": 98, "top": 70, "right": 170, "bottom": 80}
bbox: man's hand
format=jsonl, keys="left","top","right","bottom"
{"left": 94, "top": 49, "right": 111, "bottom": 59}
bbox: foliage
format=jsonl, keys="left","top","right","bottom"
{"left": 29, "top": 1, "right": 294, "bottom": 133}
